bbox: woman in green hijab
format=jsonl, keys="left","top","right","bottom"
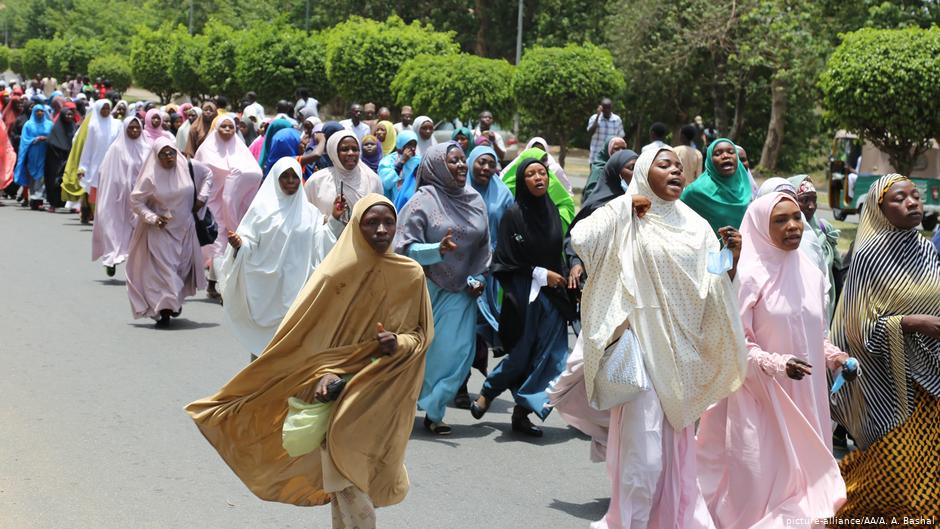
{"left": 680, "top": 138, "right": 752, "bottom": 234}
{"left": 581, "top": 137, "right": 627, "bottom": 202}
{"left": 500, "top": 147, "right": 575, "bottom": 232}
{"left": 450, "top": 126, "right": 474, "bottom": 156}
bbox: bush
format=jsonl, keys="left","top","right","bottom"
{"left": 9, "top": 48, "right": 23, "bottom": 76}
{"left": 324, "top": 16, "right": 458, "bottom": 105}
{"left": 512, "top": 44, "right": 625, "bottom": 165}
{"left": 130, "top": 26, "right": 175, "bottom": 103}
{"left": 168, "top": 26, "right": 208, "bottom": 99}
{"left": 235, "top": 25, "right": 333, "bottom": 106}
{"left": 198, "top": 20, "right": 242, "bottom": 101}
{"left": 0, "top": 46, "right": 9, "bottom": 72}
{"left": 21, "top": 39, "right": 52, "bottom": 78}
{"left": 46, "top": 37, "right": 103, "bottom": 79}
{"left": 391, "top": 53, "right": 514, "bottom": 122}
{"left": 88, "top": 54, "right": 133, "bottom": 93}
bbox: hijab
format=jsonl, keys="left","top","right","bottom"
{"left": 500, "top": 147, "right": 576, "bottom": 232}
{"left": 391, "top": 130, "right": 422, "bottom": 211}
{"left": 360, "top": 133, "right": 383, "bottom": 172}
{"left": 680, "top": 138, "right": 753, "bottom": 233}
{"left": 756, "top": 177, "right": 828, "bottom": 276}
{"left": 376, "top": 120, "right": 396, "bottom": 155}
{"left": 78, "top": 98, "right": 120, "bottom": 185}
{"left": 394, "top": 142, "right": 491, "bottom": 292}
{"left": 186, "top": 194, "right": 433, "bottom": 508}
{"left": 451, "top": 126, "right": 474, "bottom": 155}
{"left": 47, "top": 102, "right": 79, "bottom": 153}
{"left": 258, "top": 118, "right": 292, "bottom": 170}
{"left": 466, "top": 145, "right": 512, "bottom": 249}
{"left": 263, "top": 127, "right": 302, "bottom": 175}
{"left": 412, "top": 115, "right": 436, "bottom": 156}
{"left": 305, "top": 130, "right": 382, "bottom": 218}
{"left": 13, "top": 105, "right": 53, "bottom": 185}
{"left": 144, "top": 108, "right": 173, "bottom": 142}
{"left": 97, "top": 116, "right": 151, "bottom": 188}
{"left": 314, "top": 121, "right": 345, "bottom": 169}
{"left": 526, "top": 136, "right": 572, "bottom": 192}
{"left": 184, "top": 102, "right": 217, "bottom": 157}
{"left": 239, "top": 116, "right": 258, "bottom": 146}
{"left": 176, "top": 106, "right": 200, "bottom": 152}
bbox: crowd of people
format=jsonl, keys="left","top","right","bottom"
{"left": 2, "top": 74, "right": 938, "bottom": 528}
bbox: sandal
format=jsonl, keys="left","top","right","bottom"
{"left": 423, "top": 416, "right": 452, "bottom": 436}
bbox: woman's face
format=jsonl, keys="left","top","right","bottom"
{"left": 472, "top": 154, "right": 497, "bottom": 187}
{"left": 303, "top": 121, "right": 314, "bottom": 134}
{"left": 202, "top": 103, "right": 217, "bottom": 121}
{"left": 445, "top": 147, "right": 468, "bottom": 187}
{"left": 455, "top": 133, "right": 469, "bottom": 152}
{"left": 187, "top": 109, "right": 198, "bottom": 123}
{"left": 337, "top": 137, "right": 360, "bottom": 170}
{"left": 258, "top": 122, "right": 268, "bottom": 135}
{"left": 711, "top": 141, "right": 738, "bottom": 177}
{"left": 647, "top": 150, "right": 685, "bottom": 201}
{"left": 99, "top": 103, "right": 111, "bottom": 117}
{"left": 880, "top": 180, "right": 924, "bottom": 229}
{"left": 523, "top": 162, "right": 549, "bottom": 198}
{"left": 620, "top": 158, "right": 637, "bottom": 185}
{"left": 218, "top": 120, "right": 236, "bottom": 141}
{"left": 609, "top": 138, "right": 627, "bottom": 155}
{"left": 375, "top": 126, "right": 387, "bottom": 143}
{"left": 126, "top": 120, "right": 142, "bottom": 140}
{"left": 362, "top": 139, "right": 379, "bottom": 157}
{"left": 278, "top": 167, "right": 301, "bottom": 196}
{"left": 419, "top": 120, "right": 433, "bottom": 140}
{"left": 359, "top": 204, "right": 397, "bottom": 253}
{"left": 238, "top": 120, "right": 248, "bottom": 134}
{"left": 768, "top": 199, "right": 804, "bottom": 251}
{"left": 35, "top": 109, "right": 45, "bottom": 120}
{"left": 150, "top": 114, "right": 162, "bottom": 129}
{"left": 157, "top": 146, "right": 177, "bottom": 169}
{"left": 796, "top": 191, "right": 817, "bottom": 221}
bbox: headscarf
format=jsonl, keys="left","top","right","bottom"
{"left": 186, "top": 193, "right": 433, "bottom": 508}
{"left": 258, "top": 118, "right": 291, "bottom": 170}
{"left": 680, "top": 138, "right": 753, "bottom": 233}
{"left": 789, "top": 174, "right": 841, "bottom": 320}
{"left": 572, "top": 146, "right": 747, "bottom": 430}
{"left": 500, "top": 147, "right": 576, "bottom": 232}
{"left": 263, "top": 127, "right": 301, "bottom": 175}
{"left": 526, "top": 136, "right": 572, "bottom": 193}
{"left": 176, "top": 106, "right": 200, "bottom": 152}
{"left": 184, "top": 101, "right": 217, "bottom": 157}
{"left": 830, "top": 174, "right": 940, "bottom": 449}
{"left": 390, "top": 130, "right": 422, "bottom": 211}
{"left": 219, "top": 157, "right": 333, "bottom": 354}
{"left": 305, "top": 130, "right": 383, "bottom": 218}
{"left": 238, "top": 115, "right": 258, "bottom": 146}
{"left": 144, "top": 108, "right": 173, "bottom": 142}
{"left": 0, "top": 120, "right": 15, "bottom": 190}
{"left": 376, "top": 120, "right": 396, "bottom": 155}
{"left": 492, "top": 158, "right": 569, "bottom": 348}
{"left": 412, "top": 115, "right": 437, "bottom": 157}
{"left": 756, "top": 177, "right": 828, "bottom": 280}
{"left": 313, "top": 121, "right": 345, "bottom": 169}
{"left": 1, "top": 95, "right": 21, "bottom": 130}
{"left": 78, "top": 98, "right": 121, "bottom": 190}
{"left": 466, "top": 145, "right": 511, "bottom": 249}
{"left": 394, "top": 142, "right": 491, "bottom": 292}
{"left": 47, "top": 105, "right": 79, "bottom": 152}
{"left": 360, "top": 133, "right": 383, "bottom": 172}
{"left": 61, "top": 112, "right": 92, "bottom": 201}
{"left": 13, "top": 105, "right": 53, "bottom": 185}
{"left": 98, "top": 116, "right": 151, "bottom": 184}
{"left": 450, "top": 126, "right": 474, "bottom": 155}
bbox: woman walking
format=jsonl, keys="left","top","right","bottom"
{"left": 77, "top": 99, "right": 120, "bottom": 222}
{"left": 42, "top": 101, "right": 79, "bottom": 211}
{"left": 377, "top": 130, "right": 420, "bottom": 208}
{"left": 680, "top": 138, "right": 752, "bottom": 234}
{"left": 305, "top": 130, "right": 382, "bottom": 219}
{"left": 12, "top": 105, "right": 52, "bottom": 209}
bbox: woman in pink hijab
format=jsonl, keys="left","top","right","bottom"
{"left": 696, "top": 192, "right": 852, "bottom": 527}
{"left": 144, "top": 108, "right": 174, "bottom": 142}
{"left": 194, "top": 114, "right": 263, "bottom": 299}
{"left": 126, "top": 137, "right": 212, "bottom": 328}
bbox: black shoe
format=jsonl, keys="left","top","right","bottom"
{"left": 155, "top": 315, "right": 171, "bottom": 328}
{"left": 170, "top": 308, "right": 182, "bottom": 318}
{"left": 454, "top": 387, "right": 472, "bottom": 410}
{"left": 105, "top": 265, "right": 116, "bottom": 277}
{"left": 423, "top": 416, "right": 452, "bottom": 435}
{"left": 470, "top": 399, "right": 488, "bottom": 420}
{"left": 511, "top": 406, "right": 543, "bottom": 437}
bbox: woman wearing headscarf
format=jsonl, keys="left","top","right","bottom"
{"left": 77, "top": 99, "right": 121, "bottom": 220}
{"left": 374, "top": 120, "right": 396, "bottom": 155}
{"left": 696, "top": 192, "right": 850, "bottom": 527}
{"left": 378, "top": 130, "right": 420, "bottom": 208}
{"left": 143, "top": 108, "right": 174, "bottom": 142}
{"left": 92, "top": 116, "right": 150, "bottom": 277}
{"left": 305, "top": 130, "right": 383, "bottom": 220}
{"left": 258, "top": 117, "right": 292, "bottom": 170}
{"left": 60, "top": 103, "right": 92, "bottom": 213}
{"left": 469, "top": 158, "right": 575, "bottom": 436}
{"left": 394, "top": 142, "right": 490, "bottom": 435}
{"left": 126, "top": 138, "right": 212, "bottom": 328}
{"left": 194, "top": 114, "right": 264, "bottom": 299}
{"left": 450, "top": 126, "right": 473, "bottom": 156}
{"left": 500, "top": 147, "right": 576, "bottom": 232}
{"left": 237, "top": 116, "right": 258, "bottom": 147}
{"left": 183, "top": 101, "right": 218, "bottom": 158}
{"left": 571, "top": 147, "right": 747, "bottom": 528}
{"left": 0, "top": 120, "right": 15, "bottom": 198}
{"left": 828, "top": 174, "right": 940, "bottom": 521}
{"left": 789, "top": 175, "right": 842, "bottom": 319}
{"left": 42, "top": 101, "right": 79, "bottom": 211}
{"left": 186, "top": 194, "right": 433, "bottom": 528}
{"left": 177, "top": 106, "right": 200, "bottom": 152}
{"left": 220, "top": 158, "right": 345, "bottom": 359}
{"left": 412, "top": 115, "right": 437, "bottom": 157}
{"left": 680, "top": 138, "right": 753, "bottom": 234}
{"left": 582, "top": 137, "right": 627, "bottom": 202}
{"left": 360, "top": 134, "right": 383, "bottom": 172}
{"left": 263, "top": 126, "right": 301, "bottom": 175}
{"left": 13, "top": 105, "right": 53, "bottom": 209}
{"left": 525, "top": 136, "right": 572, "bottom": 193}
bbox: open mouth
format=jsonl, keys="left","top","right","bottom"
{"left": 666, "top": 177, "right": 683, "bottom": 189}
{"left": 785, "top": 233, "right": 803, "bottom": 244}
{"left": 534, "top": 182, "right": 546, "bottom": 189}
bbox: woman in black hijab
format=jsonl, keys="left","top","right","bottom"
{"left": 470, "top": 158, "right": 575, "bottom": 437}
{"left": 43, "top": 102, "right": 80, "bottom": 211}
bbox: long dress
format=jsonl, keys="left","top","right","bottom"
{"left": 571, "top": 146, "right": 747, "bottom": 529}
{"left": 305, "top": 130, "right": 383, "bottom": 219}
{"left": 500, "top": 147, "right": 576, "bottom": 233}
{"left": 92, "top": 117, "right": 151, "bottom": 268}
{"left": 43, "top": 106, "right": 78, "bottom": 208}
{"left": 695, "top": 192, "right": 847, "bottom": 528}
{"left": 0, "top": 120, "right": 16, "bottom": 192}
{"left": 78, "top": 99, "right": 120, "bottom": 195}
{"left": 12, "top": 106, "right": 52, "bottom": 201}
{"left": 126, "top": 138, "right": 211, "bottom": 319}
{"left": 220, "top": 158, "right": 341, "bottom": 356}
{"left": 194, "top": 115, "right": 263, "bottom": 281}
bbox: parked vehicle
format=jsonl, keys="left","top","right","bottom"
{"left": 432, "top": 119, "right": 519, "bottom": 163}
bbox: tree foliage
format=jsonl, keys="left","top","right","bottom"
{"left": 0, "top": 47, "right": 10, "bottom": 72}
{"left": 324, "top": 16, "right": 458, "bottom": 105}
{"left": 87, "top": 54, "right": 133, "bottom": 92}
{"left": 46, "top": 37, "right": 104, "bottom": 79}
{"left": 512, "top": 44, "right": 625, "bottom": 165}
{"left": 235, "top": 25, "right": 333, "bottom": 106}
{"left": 820, "top": 27, "right": 940, "bottom": 175}
{"left": 21, "top": 39, "right": 52, "bottom": 78}
{"left": 167, "top": 26, "right": 208, "bottom": 99}
{"left": 391, "top": 53, "right": 514, "bottom": 122}
{"left": 197, "top": 20, "right": 243, "bottom": 102}
{"left": 129, "top": 26, "right": 175, "bottom": 103}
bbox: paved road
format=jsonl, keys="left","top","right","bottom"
{"left": 0, "top": 199, "right": 607, "bottom": 529}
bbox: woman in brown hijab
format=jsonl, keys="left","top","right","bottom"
{"left": 186, "top": 194, "right": 433, "bottom": 529}
{"left": 183, "top": 100, "right": 218, "bottom": 157}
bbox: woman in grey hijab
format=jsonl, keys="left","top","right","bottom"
{"left": 394, "top": 142, "right": 491, "bottom": 435}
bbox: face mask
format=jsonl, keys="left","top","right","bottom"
{"left": 620, "top": 179, "right": 629, "bottom": 192}
{"left": 707, "top": 246, "right": 733, "bottom": 275}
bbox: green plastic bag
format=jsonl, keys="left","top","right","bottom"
{"left": 282, "top": 397, "right": 333, "bottom": 457}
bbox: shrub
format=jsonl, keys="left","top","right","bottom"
{"left": 88, "top": 54, "right": 133, "bottom": 93}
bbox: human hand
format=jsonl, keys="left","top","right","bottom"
{"left": 376, "top": 322, "right": 397, "bottom": 355}
{"left": 332, "top": 195, "right": 347, "bottom": 220}
{"left": 568, "top": 264, "right": 584, "bottom": 290}
{"left": 227, "top": 230, "right": 242, "bottom": 249}
{"left": 596, "top": 105, "right": 603, "bottom": 115}
{"left": 546, "top": 270, "right": 566, "bottom": 289}
{"left": 632, "top": 196, "right": 651, "bottom": 218}
{"left": 314, "top": 373, "right": 342, "bottom": 402}
{"left": 401, "top": 146, "right": 415, "bottom": 163}
{"left": 192, "top": 199, "right": 205, "bottom": 213}
{"left": 467, "top": 281, "right": 484, "bottom": 297}
{"left": 839, "top": 357, "right": 859, "bottom": 382}
{"left": 901, "top": 314, "right": 940, "bottom": 340}
{"left": 785, "top": 358, "right": 813, "bottom": 381}
{"left": 155, "top": 215, "right": 170, "bottom": 228}
{"left": 718, "top": 226, "right": 742, "bottom": 262}
{"left": 35, "top": 136, "right": 47, "bottom": 142}
{"left": 439, "top": 229, "right": 458, "bottom": 254}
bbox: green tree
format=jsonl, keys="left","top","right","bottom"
{"left": 87, "top": 54, "right": 133, "bottom": 92}
{"left": 234, "top": 25, "right": 333, "bottom": 106}
{"left": 512, "top": 44, "right": 625, "bottom": 165}
{"left": 391, "top": 53, "right": 514, "bottom": 121}
{"left": 0, "top": 46, "right": 10, "bottom": 72}
{"left": 324, "top": 16, "right": 458, "bottom": 105}
{"left": 45, "top": 37, "right": 103, "bottom": 79}
{"left": 129, "top": 26, "right": 175, "bottom": 103}
{"left": 21, "top": 39, "right": 52, "bottom": 77}
{"left": 820, "top": 27, "right": 940, "bottom": 175}
{"left": 197, "top": 20, "right": 242, "bottom": 101}
{"left": 168, "top": 25, "right": 208, "bottom": 100}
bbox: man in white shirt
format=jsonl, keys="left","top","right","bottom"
{"left": 242, "top": 91, "right": 266, "bottom": 125}
{"left": 393, "top": 105, "right": 414, "bottom": 133}
{"left": 339, "top": 103, "right": 371, "bottom": 140}
{"left": 472, "top": 110, "right": 506, "bottom": 160}
{"left": 293, "top": 88, "right": 319, "bottom": 121}
{"left": 641, "top": 122, "right": 669, "bottom": 153}
{"left": 586, "top": 98, "right": 625, "bottom": 161}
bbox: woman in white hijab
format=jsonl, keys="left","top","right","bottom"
{"left": 78, "top": 98, "right": 120, "bottom": 195}
{"left": 220, "top": 158, "right": 345, "bottom": 360}
{"left": 412, "top": 115, "right": 437, "bottom": 157}
{"left": 195, "top": 114, "right": 264, "bottom": 299}
{"left": 305, "top": 130, "right": 382, "bottom": 219}
{"left": 570, "top": 146, "right": 747, "bottom": 528}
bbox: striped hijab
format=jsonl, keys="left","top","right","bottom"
{"left": 830, "top": 173, "right": 940, "bottom": 449}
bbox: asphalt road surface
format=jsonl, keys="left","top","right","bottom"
{"left": 0, "top": 199, "right": 608, "bottom": 529}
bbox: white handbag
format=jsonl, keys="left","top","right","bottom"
{"left": 591, "top": 328, "right": 651, "bottom": 410}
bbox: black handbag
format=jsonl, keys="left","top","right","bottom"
{"left": 188, "top": 160, "right": 218, "bottom": 246}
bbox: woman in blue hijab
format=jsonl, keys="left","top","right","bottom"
{"left": 377, "top": 130, "right": 421, "bottom": 209}
{"left": 14, "top": 105, "right": 53, "bottom": 209}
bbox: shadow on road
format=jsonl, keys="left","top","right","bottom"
{"left": 548, "top": 497, "right": 609, "bottom": 521}
{"left": 128, "top": 318, "right": 220, "bottom": 331}
{"left": 94, "top": 279, "right": 126, "bottom": 286}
